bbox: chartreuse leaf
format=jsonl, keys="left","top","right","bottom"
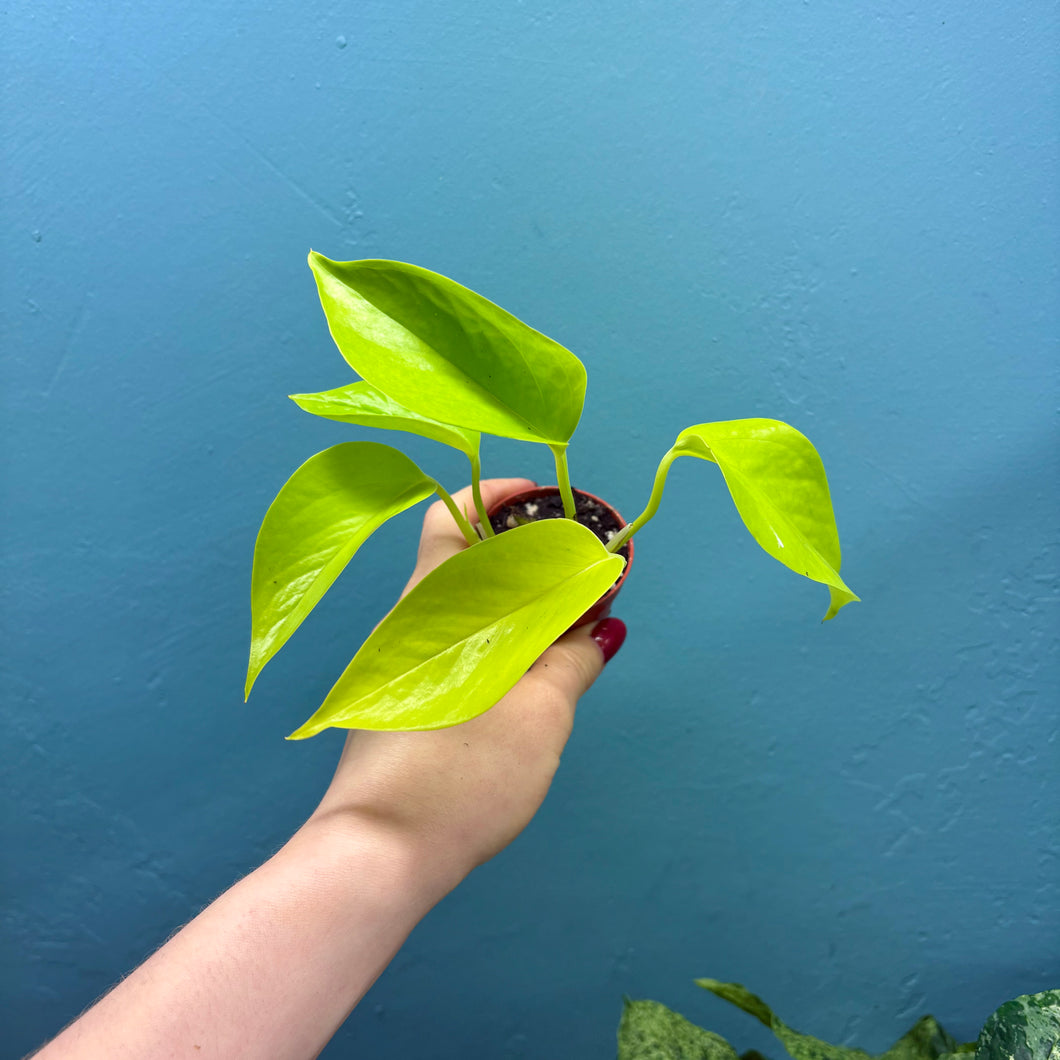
{"left": 288, "top": 519, "right": 624, "bottom": 737}
{"left": 308, "top": 253, "right": 586, "bottom": 445}
{"left": 674, "top": 420, "right": 858, "bottom": 620}
{"left": 695, "top": 979, "right": 969, "bottom": 1060}
{"left": 246, "top": 442, "right": 437, "bottom": 699}
{"left": 618, "top": 998, "right": 742, "bottom": 1060}
{"left": 290, "top": 381, "right": 481, "bottom": 460}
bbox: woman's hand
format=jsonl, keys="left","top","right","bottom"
{"left": 311, "top": 477, "right": 627, "bottom": 888}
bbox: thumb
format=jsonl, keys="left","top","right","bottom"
{"left": 529, "top": 617, "right": 628, "bottom": 702}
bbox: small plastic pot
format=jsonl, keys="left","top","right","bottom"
{"left": 486, "top": 485, "right": 633, "bottom": 629}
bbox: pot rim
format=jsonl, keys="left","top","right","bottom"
{"left": 486, "top": 484, "right": 633, "bottom": 628}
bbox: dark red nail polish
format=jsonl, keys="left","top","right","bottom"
{"left": 591, "top": 617, "right": 627, "bottom": 664}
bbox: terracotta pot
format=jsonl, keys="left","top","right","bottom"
{"left": 486, "top": 485, "right": 633, "bottom": 629}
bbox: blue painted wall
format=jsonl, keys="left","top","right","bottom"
{"left": 4, "top": 2, "right": 1057, "bottom": 1056}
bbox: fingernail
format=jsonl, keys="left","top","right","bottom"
{"left": 591, "top": 617, "right": 627, "bottom": 664}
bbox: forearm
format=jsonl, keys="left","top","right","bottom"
{"left": 37, "top": 815, "right": 459, "bottom": 1060}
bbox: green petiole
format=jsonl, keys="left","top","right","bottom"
{"left": 468, "top": 451, "right": 494, "bottom": 537}
{"left": 434, "top": 483, "right": 480, "bottom": 546}
{"left": 607, "top": 446, "right": 680, "bottom": 553}
{"left": 550, "top": 445, "right": 577, "bottom": 520}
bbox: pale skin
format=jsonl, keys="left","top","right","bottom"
{"left": 35, "top": 478, "right": 626, "bottom": 1060}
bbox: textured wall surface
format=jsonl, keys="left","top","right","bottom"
{"left": 3, "top": 2, "right": 1057, "bottom": 1056}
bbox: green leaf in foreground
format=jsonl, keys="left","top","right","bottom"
{"left": 308, "top": 253, "right": 586, "bottom": 445}
{"left": 695, "top": 979, "right": 966, "bottom": 1060}
{"left": 618, "top": 998, "right": 742, "bottom": 1060}
{"left": 976, "top": 990, "right": 1060, "bottom": 1060}
{"left": 288, "top": 519, "right": 625, "bottom": 736}
{"left": 246, "top": 442, "right": 437, "bottom": 698}
{"left": 674, "top": 420, "right": 858, "bottom": 620}
{"left": 290, "top": 381, "right": 481, "bottom": 460}
{"left": 881, "top": 1017, "right": 968, "bottom": 1060}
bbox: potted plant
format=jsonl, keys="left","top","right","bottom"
{"left": 617, "top": 978, "right": 1059, "bottom": 1060}
{"left": 245, "top": 255, "right": 859, "bottom": 737}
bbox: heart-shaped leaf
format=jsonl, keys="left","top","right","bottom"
{"left": 288, "top": 519, "right": 625, "bottom": 736}
{"left": 290, "top": 381, "right": 481, "bottom": 460}
{"left": 308, "top": 253, "right": 586, "bottom": 445}
{"left": 674, "top": 420, "right": 858, "bottom": 620}
{"left": 246, "top": 442, "right": 437, "bottom": 698}
{"left": 976, "top": 991, "right": 1060, "bottom": 1060}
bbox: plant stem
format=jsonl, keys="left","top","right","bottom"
{"left": 434, "top": 484, "right": 479, "bottom": 547}
{"left": 550, "top": 445, "right": 577, "bottom": 519}
{"left": 468, "top": 452, "right": 494, "bottom": 537}
{"left": 607, "top": 447, "right": 680, "bottom": 553}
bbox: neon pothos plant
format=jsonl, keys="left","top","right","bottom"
{"left": 246, "top": 254, "right": 859, "bottom": 738}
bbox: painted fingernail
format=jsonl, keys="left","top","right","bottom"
{"left": 591, "top": 617, "right": 627, "bottom": 664}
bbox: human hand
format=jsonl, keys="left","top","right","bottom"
{"left": 308, "top": 477, "right": 627, "bottom": 891}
